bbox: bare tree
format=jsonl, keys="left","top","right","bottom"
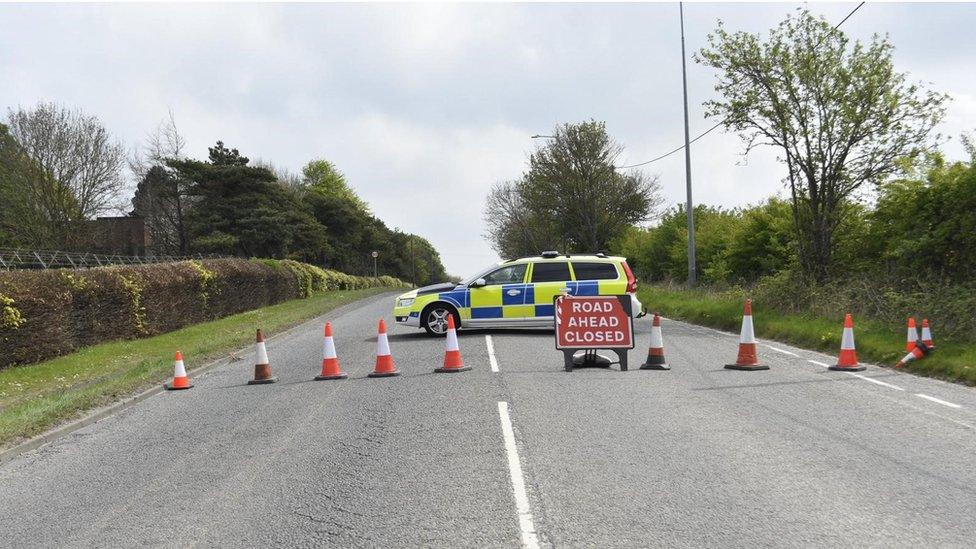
{"left": 6, "top": 102, "right": 126, "bottom": 247}
{"left": 130, "top": 112, "right": 193, "bottom": 254}
{"left": 483, "top": 179, "right": 559, "bottom": 259}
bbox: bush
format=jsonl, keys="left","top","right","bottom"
{"left": 0, "top": 258, "right": 407, "bottom": 369}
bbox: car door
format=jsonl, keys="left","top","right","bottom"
{"left": 527, "top": 261, "right": 573, "bottom": 319}
{"left": 467, "top": 263, "right": 529, "bottom": 326}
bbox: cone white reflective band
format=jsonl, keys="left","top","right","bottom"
{"left": 649, "top": 326, "right": 663, "bottom": 348}
{"left": 922, "top": 326, "right": 932, "bottom": 341}
{"left": 445, "top": 328, "right": 459, "bottom": 352}
{"left": 740, "top": 315, "right": 755, "bottom": 344}
{"left": 323, "top": 336, "right": 337, "bottom": 359}
{"left": 255, "top": 341, "right": 269, "bottom": 365}
{"left": 377, "top": 333, "right": 391, "bottom": 357}
{"left": 907, "top": 326, "right": 917, "bottom": 342}
{"left": 173, "top": 359, "right": 187, "bottom": 378}
{"left": 841, "top": 327, "right": 855, "bottom": 350}
{"left": 899, "top": 350, "right": 919, "bottom": 364}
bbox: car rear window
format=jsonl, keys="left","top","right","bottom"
{"left": 571, "top": 262, "right": 619, "bottom": 281}
{"left": 531, "top": 262, "right": 571, "bottom": 283}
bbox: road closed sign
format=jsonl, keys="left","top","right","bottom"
{"left": 554, "top": 294, "right": 634, "bottom": 350}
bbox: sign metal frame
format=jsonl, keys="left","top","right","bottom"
{"left": 553, "top": 294, "right": 634, "bottom": 371}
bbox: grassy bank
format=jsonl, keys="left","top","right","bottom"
{"left": 0, "top": 287, "right": 394, "bottom": 448}
{"left": 638, "top": 285, "right": 976, "bottom": 385}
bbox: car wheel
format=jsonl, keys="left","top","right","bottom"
{"left": 422, "top": 304, "right": 459, "bottom": 336}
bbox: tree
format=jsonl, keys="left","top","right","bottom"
{"left": 0, "top": 123, "right": 57, "bottom": 247}
{"left": 484, "top": 121, "right": 663, "bottom": 257}
{"left": 130, "top": 113, "right": 192, "bottom": 254}
{"left": 483, "top": 179, "right": 559, "bottom": 259}
{"left": 5, "top": 102, "right": 127, "bottom": 248}
{"left": 698, "top": 9, "right": 947, "bottom": 281}
{"left": 302, "top": 160, "right": 369, "bottom": 212}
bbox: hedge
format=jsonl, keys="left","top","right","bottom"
{"left": 0, "top": 258, "right": 408, "bottom": 369}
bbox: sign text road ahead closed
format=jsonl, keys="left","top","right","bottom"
{"left": 555, "top": 295, "right": 634, "bottom": 350}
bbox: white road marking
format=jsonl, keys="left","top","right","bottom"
{"left": 808, "top": 360, "right": 831, "bottom": 368}
{"left": 915, "top": 394, "right": 962, "bottom": 409}
{"left": 497, "top": 402, "right": 540, "bottom": 549}
{"left": 486, "top": 335, "right": 499, "bottom": 373}
{"left": 850, "top": 374, "right": 904, "bottom": 391}
{"left": 763, "top": 344, "right": 798, "bottom": 357}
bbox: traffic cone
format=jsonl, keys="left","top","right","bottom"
{"left": 248, "top": 329, "right": 278, "bottom": 385}
{"left": 894, "top": 346, "right": 926, "bottom": 369}
{"left": 640, "top": 313, "right": 670, "bottom": 370}
{"left": 315, "top": 322, "right": 347, "bottom": 380}
{"left": 725, "top": 299, "right": 768, "bottom": 370}
{"left": 164, "top": 351, "right": 193, "bottom": 390}
{"left": 829, "top": 314, "right": 865, "bottom": 371}
{"left": 368, "top": 319, "right": 399, "bottom": 377}
{"left": 921, "top": 319, "right": 935, "bottom": 351}
{"left": 435, "top": 315, "right": 470, "bottom": 373}
{"left": 906, "top": 317, "right": 919, "bottom": 352}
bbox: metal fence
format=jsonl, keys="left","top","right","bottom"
{"left": 0, "top": 248, "right": 227, "bottom": 271}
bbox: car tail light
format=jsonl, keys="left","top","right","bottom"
{"left": 622, "top": 261, "right": 637, "bottom": 293}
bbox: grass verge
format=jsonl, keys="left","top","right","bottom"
{"left": 0, "top": 287, "right": 395, "bottom": 449}
{"left": 638, "top": 285, "right": 976, "bottom": 386}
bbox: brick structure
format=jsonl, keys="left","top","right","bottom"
{"left": 89, "top": 216, "right": 151, "bottom": 256}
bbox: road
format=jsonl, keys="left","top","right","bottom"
{"left": 3, "top": 291, "right": 976, "bottom": 547}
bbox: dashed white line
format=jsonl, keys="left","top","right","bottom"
{"left": 850, "top": 374, "right": 904, "bottom": 391}
{"left": 915, "top": 393, "right": 962, "bottom": 409}
{"left": 763, "top": 344, "right": 799, "bottom": 357}
{"left": 486, "top": 335, "right": 499, "bottom": 372}
{"left": 497, "top": 402, "right": 540, "bottom": 549}
{"left": 808, "top": 359, "right": 831, "bottom": 368}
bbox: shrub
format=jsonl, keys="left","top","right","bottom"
{"left": 0, "top": 258, "right": 407, "bottom": 369}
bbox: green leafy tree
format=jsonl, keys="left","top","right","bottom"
{"left": 723, "top": 198, "right": 796, "bottom": 282}
{"left": 303, "top": 160, "right": 369, "bottom": 213}
{"left": 698, "top": 9, "right": 948, "bottom": 281}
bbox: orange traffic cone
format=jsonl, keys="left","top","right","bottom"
{"left": 906, "top": 317, "right": 919, "bottom": 352}
{"left": 435, "top": 315, "right": 470, "bottom": 373}
{"left": 368, "top": 319, "right": 400, "bottom": 377}
{"left": 725, "top": 299, "right": 768, "bottom": 371}
{"left": 921, "top": 319, "right": 935, "bottom": 351}
{"left": 164, "top": 351, "right": 193, "bottom": 390}
{"left": 829, "top": 314, "right": 865, "bottom": 371}
{"left": 315, "top": 322, "right": 347, "bottom": 380}
{"left": 640, "top": 313, "right": 670, "bottom": 370}
{"left": 895, "top": 346, "right": 926, "bottom": 369}
{"left": 248, "top": 329, "right": 278, "bottom": 385}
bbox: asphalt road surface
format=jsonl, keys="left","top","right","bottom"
{"left": 3, "top": 291, "right": 976, "bottom": 548}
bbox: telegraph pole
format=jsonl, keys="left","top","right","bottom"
{"left": 680, "top": 2, "right": 697, "bottom": 287}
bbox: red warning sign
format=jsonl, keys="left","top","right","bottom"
{"left": 554, "top": 295, "right": 634, "bottom": 350}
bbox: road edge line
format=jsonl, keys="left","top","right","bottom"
{"left": 486, "top": 335, "right": 499, "bottom": 372}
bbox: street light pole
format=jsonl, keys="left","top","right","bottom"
{"left": 680, "top": 2, "right": 697, "bottom": 287}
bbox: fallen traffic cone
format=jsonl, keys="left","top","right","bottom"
{"left": 894, "top": 345, "right": 927, "bottom": 369}
{"left": 640, "top": 313, "right": 670, "bottom": 371}
{"left": 435, "top": 315, "right": 470, "bottom": 373}
{"left": 921, "top": 319, "right": 935, "bottom": 351}
{"left": 368, "top": 319, "right": 400, "bottom": 377}
{"left": 906, "top": 317, "right": 919, "bottom": 352}
{"left": 725, "top": 299, "right": 768, "bottom": 371}
{"left": 164, "top": 351, "right": 193, "bottom": 390}
{"left": 315, "top": 322, "right": 348, "bottom": 380}
{"left": 248, "top": 329, "right": 278, "bottom": 385}
{"left": 829, "top": 314, "right": 865, "bottom": 371}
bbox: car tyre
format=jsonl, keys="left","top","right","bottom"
{"left": 421, "top": 303, "right": 460, "bottom": 337}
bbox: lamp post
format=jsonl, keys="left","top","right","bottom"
{"left": 679, "top": 2, "right": 697, "bottom": 287}
{"left": 371, "top": 250, "right": 378, "bottom": 278}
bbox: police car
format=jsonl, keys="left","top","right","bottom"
{"left": 393, "top": 252, "right": 644, "bottom": 335}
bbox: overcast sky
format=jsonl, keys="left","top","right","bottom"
{"left": 2, "top": 2, "right": 974, "bottom": 276}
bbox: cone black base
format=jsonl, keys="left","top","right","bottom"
{"left": 164, "top": 383, "right": 193, "bottom": 391}
{"left": 435, "top": 366, "right": 472, "bottom": 373}
{"left": 247, "top": 377, "right": 279, "bottom": 385}
{"left": 724, "top": 364, "right": 769, "bottom": 371}
{"left": 368, "top": 371, "right": 400, "bottom": 378}
{"left": 315, "top": 373, "right": 348, "bottom": 380}
{"left": 828, "top": 364, "right": 866, "bottom": 372}
{"left": 640, "top": 362, "right": 671, "bottom": 370}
